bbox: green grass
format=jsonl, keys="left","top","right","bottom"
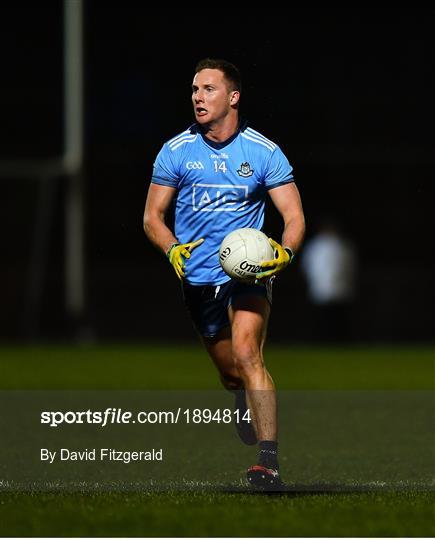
{"left": 1, "top": 491, "right": 434, "bottom": 537}
{"left": 1, "top": 343, "right": 433, "bottom": 389}
{"left": 0, "top": 344, "right": 434, "bottom": 536}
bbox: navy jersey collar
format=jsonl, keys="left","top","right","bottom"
{"left": 190, "top": 119, "right": 248, "bottom": 150}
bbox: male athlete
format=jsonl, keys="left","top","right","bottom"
{"left": 143, "top": 58, "right": 305, "bottom": 488}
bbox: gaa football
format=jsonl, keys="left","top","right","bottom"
{"left": 219, "top": 228, "right": 274, "bottom": 282}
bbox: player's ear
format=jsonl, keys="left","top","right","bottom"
{"left": 230, "top": 91, "right": 240, "bottom": 105}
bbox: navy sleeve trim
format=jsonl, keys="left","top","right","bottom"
{"left": 151, "top": 176, "right": 178, "bottom": 188}
{"left": 265, "top": 178, "right": 294, "bottom": 191}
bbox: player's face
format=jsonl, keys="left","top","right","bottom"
{"left": 192, "top": 69, "right": 238, "bottom": 125}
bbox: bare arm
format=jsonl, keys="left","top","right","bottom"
{"left": 143, "top": 183, "right": 178, "bottom": 255}
{"left": 268, "top": 182, "right": 306, "bottom": 254}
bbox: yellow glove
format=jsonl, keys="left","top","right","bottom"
{"left": 256, "top": 238, "right": 294, "bottom": 280}
{"left": 166, "top": 238, "right": 204, "bottom": 280}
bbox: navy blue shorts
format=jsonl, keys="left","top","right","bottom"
{"left": 182, "top": 279, "right": 273, "bottom": 338}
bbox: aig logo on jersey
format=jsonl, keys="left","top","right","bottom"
{"left": 192, "top": 183, "right": 248, "bottom": 212}
{"left": 186, "top": 161, "right": 204, "bottom": 170}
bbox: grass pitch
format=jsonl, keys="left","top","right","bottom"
{"left": 0, "top": 344, "right": 434, "bottom": 536}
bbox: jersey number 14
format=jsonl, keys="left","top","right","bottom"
{"left": 214, "top": 161, "right": 227, "bottom": 173}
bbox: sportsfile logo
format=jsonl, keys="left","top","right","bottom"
{"left": 192, "top": 183, "right": 248, "bottom": 212}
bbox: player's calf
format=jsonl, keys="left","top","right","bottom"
{"left": 233, "top": 389, "right": 257, "bottom": 446}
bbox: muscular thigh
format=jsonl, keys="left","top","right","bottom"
{"left": 202, "top": 326, "right": 234, "bottom": 374}
{"left": 230, "top": 295, "right": 270, "bottom": 353}
{"left": 199, "top": 290, "right": 270, "bottom": 379}
{"left": 199, "top": 296, "right": 271, "bottom": 393}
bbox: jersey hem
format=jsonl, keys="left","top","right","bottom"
{"left": 185, "top": 276, "right": 232, "bottom": 287}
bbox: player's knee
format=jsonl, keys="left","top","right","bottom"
{"left": 219, "top": 372, "right": 243, "bottom": 391}
{"left": 232, "top": 344, "right": 264, "bottom": 375}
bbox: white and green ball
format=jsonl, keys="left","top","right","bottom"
{"left": 219, "top": 228, "right": 274, "bottom": 283}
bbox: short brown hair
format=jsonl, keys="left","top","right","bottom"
{"left": 195, "top": 58, "right": 242, "bottom": 92}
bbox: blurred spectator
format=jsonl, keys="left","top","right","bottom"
{"left": 300, "top": 218, "right": 357, "bottom": 343}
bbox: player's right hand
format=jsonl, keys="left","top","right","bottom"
{"left": 166, "top": 238, "right": 204, "bottom": 280}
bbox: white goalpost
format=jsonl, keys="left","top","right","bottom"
{"left": 0, "top": 0, "right": 85, "bottom": 338}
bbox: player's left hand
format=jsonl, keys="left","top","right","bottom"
{"left": 255, "top": 238, "right": 293, "bottom": 281}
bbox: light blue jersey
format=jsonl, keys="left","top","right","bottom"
{"left": 151, "top": 122, "right": 294, "bottom": 285}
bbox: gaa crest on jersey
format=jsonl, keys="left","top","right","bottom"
{"left": 237, "top": 162, "right": 254, "bottom": 177}
{"left": 186, "top": 161, "right": 204, "bottom": 170}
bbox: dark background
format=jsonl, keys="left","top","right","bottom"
{"left": 1, "top": 7, "right": 434, "bottom": 342}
